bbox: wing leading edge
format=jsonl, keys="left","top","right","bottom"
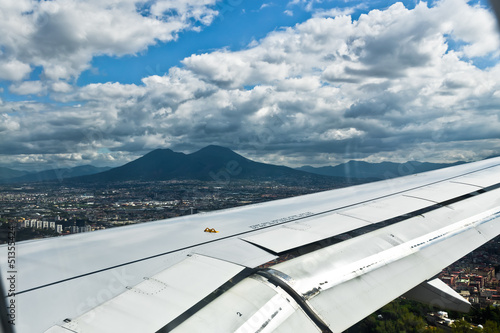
{"left": 1, "top": 156, "right": 500, "bottom": 332}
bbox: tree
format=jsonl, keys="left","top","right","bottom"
{"left": 483, "top": 320, "right": 500, "bottom": 333}
{"left": 353, "top": 300, "right": 427, "bottom": 333}
{"left": 451, "top": 319, "right": 481, "bottom": 333}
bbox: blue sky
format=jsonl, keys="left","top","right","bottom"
{"left": 1, "top": 0, "right": 436, "bottom": 94}
{"left": 78, "top": 2, "right": 307, "bottom": 85}
{"left": 0, "top": 0, "right": 499, "bottom": 171}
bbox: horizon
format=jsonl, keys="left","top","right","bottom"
{"left": 0, "top": 144, "right": 475, "bottom": 173}
{"left": 1, "top": 0, "right": 500, "bottom": 171}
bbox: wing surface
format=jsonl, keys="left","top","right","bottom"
{"left": 1, "top": 157, "right": 500, "bottom": 332}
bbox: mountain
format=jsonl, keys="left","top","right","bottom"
{"left": 72, "top": 145, "right": 343, "bottom": 184}
{"left": 3, "top": 165, "right": 112, "bottom": 183}
{"left": 0, "top": 167, "right": 30, "bottom": 181}
{"left": 297, "top": 160, "right": 465, "bottom": 180}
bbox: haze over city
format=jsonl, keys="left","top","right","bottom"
{"left": 1, "top": 0, "right": 500, "bottom": 172}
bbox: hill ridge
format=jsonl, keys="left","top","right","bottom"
{"left": 296, "top": 160, "right": 464, "bottom": 179}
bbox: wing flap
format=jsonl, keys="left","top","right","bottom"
{"left": 194, "top": 237, "right": 277, "bottom": 267}
{"left": 260, "top": 189, "right": 500, "bottom": 332}
{"left": 240, "top": 186, "right": 476, "bottom": 255}
{"left": 44, "top": 254, "right": 245, "bottom": 333}
{"left": 171, "top": 275, "right": 322, "bottom": 333}
{"left": 452, "top": 167, "right": 500, "bottom": 188}
{"left": 403, "top": 278, "right": 471, "bottom": 312}
{"left": 403, "top": 181, "right": 482, "bottom": 202}
{"left": 338, "top": 194, "right": 432, "bottom": 222}
{"left": 303, "top": 224, "right": 490, "bottom": 332}
{"left": 242, "top": 213, "right": 370, "bottom": 253}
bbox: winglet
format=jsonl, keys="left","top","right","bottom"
{"left": 403, "top": 278, "right": 471, "bottom": 313}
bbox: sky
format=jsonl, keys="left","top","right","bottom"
{"left": 0, "top": 0, "right": 500, "bottom": 171}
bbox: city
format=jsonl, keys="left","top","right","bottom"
{"left": 0, "top": 179, "right": 339, "bottom": 240}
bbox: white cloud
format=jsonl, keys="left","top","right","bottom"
{"left": 0, "top": 114, "right": 20, "bottom": 132}
{"left": 435, "top": 0, "right": 500, "bottom": 57}
{"left": 0, "top": 0, "right": 219, "bottom": 82}
{"left": 0, "top": 59, "right": 31, "bottom": 81}
{"left": 74, "top": 82, "right": 146, "bottom": 102}
{"left": 9, "top": 81, "right": 46, "bottom": 95}
{"left": 51, "top": 81, "right": 73, "bottom": 93}
{"left": 276, "top": 76, "right": 321, "bottom": 91}
{"left": 320, "top": 128, "right": 365, "bottom": 141}
{"left": 1, "top": 0, "right": 500, "bottom": 169}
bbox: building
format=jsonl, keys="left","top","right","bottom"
{"left": 455, "top": 279, "right": 470, "bottom": 291}
{"left": 475, "top": 267, "right": 495, "bottom": 281}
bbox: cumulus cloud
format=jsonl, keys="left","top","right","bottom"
{"left": 436, "top": 0, "right": 500, "bottom": 57}
{"left": 1, "top": 0, "right": 500, "bottom": 169}
{"left": 0, "top": 114, "right": 20, "bottom": 132}
{"left": 9, "top": 81, "right": 46, "bottom": 95}
{"left": 51, "top": 81, "right": 73, "bottom": 93}
{"left": 0, "top": 0, "right": 219, "bottom": 82}
{"left": 0, "top": 59, "right": 31, "bottom": 81}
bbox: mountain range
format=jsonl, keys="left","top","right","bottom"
{"left": 0, "top": 165, "right": 111, "bottom": 184}
{"left": 0, "top": 145, "right": 466, "bottom": 184}
{"left": 296, "top": 160, "right": 464, "bottom": 180}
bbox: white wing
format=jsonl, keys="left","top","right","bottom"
{"left": 2, "top": 157, "right": 500, "bottom": 332}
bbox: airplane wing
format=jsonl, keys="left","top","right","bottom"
{"left": 1, "top": 156, "right": 500, "bottom": 332}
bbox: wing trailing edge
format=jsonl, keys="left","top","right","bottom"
{"left": 403, "top": 278, "right": 471, "bottom": 313}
